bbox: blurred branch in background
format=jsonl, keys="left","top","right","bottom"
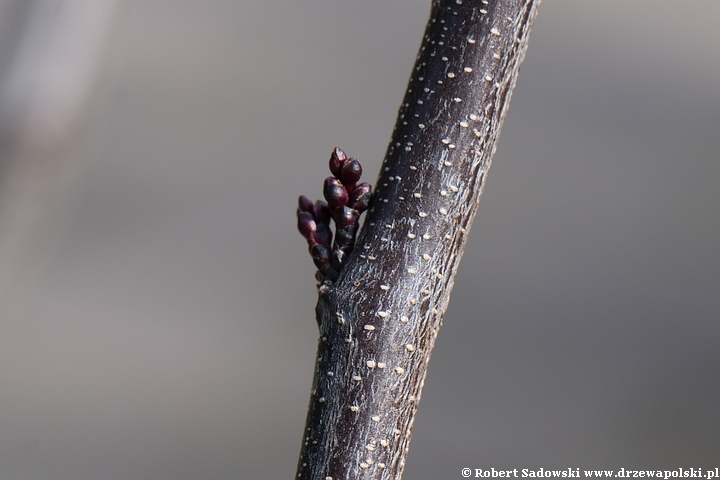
{"left": 0, "top": 0, "right": 118, "bottom": 315}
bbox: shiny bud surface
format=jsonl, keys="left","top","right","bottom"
{"left": 340, "top": 159, "right": 362, "bottom": 187}
{"left": 313, "top": 223, "right": 332, "bottom": 246}
{"left": 297, "top": 212, "right": 316, "bottom": 238}
{"left": 298, "top": 195, "right": 314, "bottom": 213}
{"left": 349, "top": 183, "right": 372, "bottom": 212}
{"left": 329, "top": 146, "right": 347, "bottom": 178}
{"left": 323, "top": 177, "right": 348, "bottom": 209}
{"left": 335, "top": 206, "right": 359, "bottom": 229}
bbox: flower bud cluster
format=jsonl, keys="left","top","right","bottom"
{"left": 297, "top": 147, "right": 371, "bottom": 284}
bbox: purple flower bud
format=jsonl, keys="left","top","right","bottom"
{"left": 313, "top": 222, "right": 333, "bottom": 246}
{"left": 335, "top": 206, "right": 359, "bottom": 228}
{"left": 349, "top": 182, "right": 372, "bottom": 212}
{"left": 297, "top": 212, "right": 316, "bottom": 238}
{"left": 298, "top": 195, "right": 314, "bottom": 213}
{"left": 340, "top": 158, "right": 362, "bottom": 188}
{"left": 329, "top": 147, "right": 347, "bottom": 178}
{"left": 323, "top": 177, "right": 348, "bottom": 209}
{"left": 313, "top": 200, "right": 331, "bottom": 224}
{"left": 311, "top": 244, "right": 331, "bottom": 268}
{"left": 297, "top": 147, "right": 372, "bottom": 283}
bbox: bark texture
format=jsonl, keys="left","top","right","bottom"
{"left": 297, "top": 1, "right": 539, "bottom": 478}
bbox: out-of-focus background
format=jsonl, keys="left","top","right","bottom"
{"left": 0, "top": 1, "right": 718, "bottom": 478}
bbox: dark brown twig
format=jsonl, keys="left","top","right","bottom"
{"left": 296, "top": 1, "right": 540, "bottom": 478}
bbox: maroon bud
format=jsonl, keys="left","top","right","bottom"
{"left": 336, "top": 206, "right": 359, "bottom": 228}
{"left": 311, "top": 244, "right": 331, "bottom": 268}
{"left": 323, "top": 177, "right": 348, "bottom": 209}
{"left": 297, "top": 212, "right": 316, "bottom": 238}
{"left": 313, "top": 222, "right": 332, "bottom": 246}
{"left": 340, "top": 158, "right": 362, "bottom": 188}
{"left": 313, "top": 200, "right": 331, "bottom": 224}
{"left": 298, "top": 195, "right": 314, "bottom": 213}
{"left": 349, "top": 182, "right": 372, "bottom": 212}
{"left": 329, "top": 147, "right": 347, "bottom": 178}
{"left": 297, "top": 147, "right": 372, "bottom": 283}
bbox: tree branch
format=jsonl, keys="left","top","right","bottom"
{"left": 296, "top": 1, "right": 539, "bottom": 478}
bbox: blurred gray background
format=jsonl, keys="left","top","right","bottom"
{"left": 0, "top": 1, "right": 718, "bottom": 478}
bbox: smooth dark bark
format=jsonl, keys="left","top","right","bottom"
{"left": 296, "top": 1, "right": 539, "bottom": 478}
